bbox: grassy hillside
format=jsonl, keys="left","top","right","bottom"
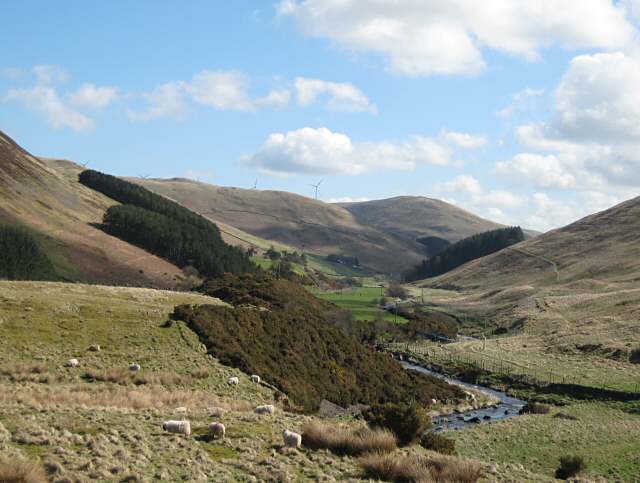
{"left": 0, "top": 131, "right": 184, "bottom": 287}
{"left": 131, "top": 177, "right": 505, "bottom": 274}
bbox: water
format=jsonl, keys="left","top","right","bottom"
{"left": 402, "top": 361, "right": 526, "bottom": 433}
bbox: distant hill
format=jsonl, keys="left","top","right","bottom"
{"left": 0, "top": 130, "right": 183, "bottom": 287}
{"left": 132, "top": 178, "right": 505, "bottom": 274}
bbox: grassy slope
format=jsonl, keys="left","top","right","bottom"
{"left": 0, "top": 130, "right": 183, "bottom": 287}
{"left": 0, "top": 281, "right": 545, "bottom": 481}
{"left": 454, "top": 403, "right": 640, "bottom": 482}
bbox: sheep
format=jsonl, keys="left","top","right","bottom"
{"left": 227, "top": 376, "right": 239, "bottom": 386}
{"left": 282, "top": 429, "right": 301, "bottom": 449}
{"left": 129, "top": 363, "right": 141, "bottom": 372}
{"left": 250, "top": 374, "right": 261, "bottom": 384}
{"left": 254, "top": 404, "right": 276, "bottom": 416}
{"left": 208, "top": 422, "right": 225, "bottom": 439}
{"left": 66, "top": 358, "right": 79, "bottom": 368}
{"left": 88, "top": 345, "right": 101, "bottom": 352}
{"left": 431, "top": 399, "right": 438, "bottom": 405}
{"left": 173, "top": 407, "right": 188, "bottom": 416}
{"left": 161, "top": 420, "right": 191, "bottom": 436}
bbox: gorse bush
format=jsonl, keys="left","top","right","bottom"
{"left": 174, "top": 274, "right": 462, "bottom": 411}
{"left": 555, "top": 455, "right": 586, "bottom": 479}
{"left": 79, "top": 169, "right": 254, "bottom": 277}
{"left": 407, "top": 226, "right": 525, "bottom": 280}
{"left": 363, "top": 401, "right": 431, "bottom": 446}
{"left": 0, "top": 225, "right": 55, "bottom": 281}
{"left": 519, "top": 402, "right": 551, "bottom": 415}
{"left": 301, "top": 422, "right": 396, "bottom": 456}
{"left": 420, "top": 432, "right": 456, "bottom": 455}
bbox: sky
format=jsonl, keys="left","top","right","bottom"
{"left": 2, "top": 0, "right": 640, "bottom": 232}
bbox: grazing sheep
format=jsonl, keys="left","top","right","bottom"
{"left": 227, "top": 376, "right": 239, "bottom": 386}
{"left": 254, "top": 404, "right": 276, "bottom": 416}
{"left": 431, "top": 399, "right": 438, "bottom": 405}
{"left": 282, "top": 429, "right": 301, "bottom": 449}
{"left": 129, "top": 363, "right": 141, "bottom": 372}
{"left": 161, "top": 420, "right": 191, "bottom": 436}
{"left": 208, "top": 422, "right": 225, "bottom": 439}
{"left": 88, "top": 345, "right": 101, "bottom": 352}
{"left": 207, "top": 407, "right": 227, "bottom": 417}
{"left": 250, "top": 374, "right": 261, "bottom": 384}
{"left": 66, "top": 358, "right": 79, "bottom": 368}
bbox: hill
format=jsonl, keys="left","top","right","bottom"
{"left": 132, "top": 178, "right": 504, "bottom": 274}
{"left": 0, "top": 130, "right": 183, "bottom": 287}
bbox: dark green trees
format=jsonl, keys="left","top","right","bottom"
{"left": 79, "top": 169, "right": 254, "bottom": 277}
{"left": 0, "top": 225, "right": 55, "bottom": 280}
{"left": 407, "top": 226, "right": 524, "bottom": 280}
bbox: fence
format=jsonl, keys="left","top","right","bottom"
{"left": 385, "top": 341, "right": 640, "bottom": 395}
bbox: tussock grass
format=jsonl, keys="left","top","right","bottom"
{"left": 84, "top": 367, "right": 190, "bottom": 386}
{"left": 302, "top": 422, "right": 397, "bottom": 456}
{"left": 0, "top": 363, "right": 56, "bottom": 384}
{"left": 0, "top": 458, "right": 48, "bottom": 483}
{"left": 359, "top": 452, "right": 482, "bottom": 483}
{"left": 0, "top": 384, "right": 252, "bottom": 411}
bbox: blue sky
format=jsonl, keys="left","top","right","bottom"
{"left": 2, "top": 1, "right": 640, "bottom": 231}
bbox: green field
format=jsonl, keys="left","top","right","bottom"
{"left": 315, "top": 287, "right": 408, "bottom": 323}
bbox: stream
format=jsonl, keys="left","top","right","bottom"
{"left": 402, "top": 361, "right": 526, "bottom": 433}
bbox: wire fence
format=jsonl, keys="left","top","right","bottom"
{"left": 385, "top": 341, "right": 640, "bottom": 395}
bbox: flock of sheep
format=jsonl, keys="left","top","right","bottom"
{"left": 65, "top": 356, "right": 302, "bottom": 449}
{"left": 161, "top": 375, "right": 301, "bottom": 448}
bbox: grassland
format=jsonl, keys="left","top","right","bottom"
{"left": 453, "top": 402, "right": 640, "bottom": 482}
{"left": 315, "top": 286, "right": 408, "bottom": 322}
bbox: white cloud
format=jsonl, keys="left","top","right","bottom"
{"left": 5, "top": 85, "right": 94, "bottom": 132}
{"left": 502, "top": 52, "right": 640, "bottom": 191}
{"left": 240, "top": 127, "right": 482, "bottom": 176}
{"left": 438, "top": 175, "right": 525, "bottom": 210}
{"left": 1, "top": 67, "right": 25, "bottom": 80}
{"left": 439, "top": 175, "right": 483, "bottom": 196}
{"left": 184, "top": 70, "right": 256, "bottom": 112}
{"left": 327, "top": 196, "right": 371, "bottom": 203}
{"left": 278, "top": 0, "right": 636, "bottom": 77}
{"left": 441, "top": 130, "right": 487, "bottom": 148}
{"left": 69, "top": 83, "right": 120, "bottom": 109}
{"left": 255, "top": 89, "right": 291, "bottom": 108}
{"left": 33, "top": 64, "right": 68, "bottom": 85}
{"left": 184, "top": 169, "right": 215, "bottom": 182}
{"left": 294, "top": 77, "right": 377, "bottom": 113}
{"left": 497, "top": 87, "right": 544, "bottom": 118}
{"left": 128, "top": 82, "right": 188, "bottom": 122}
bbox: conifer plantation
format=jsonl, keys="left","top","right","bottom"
{"left": 0, "top": 225, "right": 56, "bottom": 280}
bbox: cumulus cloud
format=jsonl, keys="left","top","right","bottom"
{"left": 278, "top": 0, "right": 636, "bottom": 77}
{"left": 33, "top": 64, "right": 68, "bottom": 85}
{"left": 499, "top": 52, "right": 640, "bottom": 191}
{"left": 437, "top": 175, "right": 525, "bottom": 211}
{"left": 240, "top": 127, "right": 484, "bottom": 176}
{"left": 441, "top": 130, "right": 487, "bottom": 148}
{"left": 497, "top": 87, "right": 544, "bottom": 118}
{"left": 294, "top": 77, "right": 377, "bottom": 113}
{"left": 184, "top": 70, "right": 257, "bottom": 112}
{"left": 5, "top": 85, "right": 94, "bottom": 132}
{"left": 128, "top": 82, "right": 188, "bottom": 122}
{"left": 69, "top": 83, "right": 120, "bottom": 109}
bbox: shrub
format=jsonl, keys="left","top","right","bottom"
{"left": 519, "top": 402, "right": 550, "bottom": 415}
{"left": 386, "top": 283, "right": 409, "bottom": 300}
{"left": 0, "top": 458, "right": 48, "bottom": 483}
{"left": 630, "top": 348, "right": 640, "bottom": 364}
{"left": 420, "top": 432, "right": 456, "bottom": 455}
{"left": 363, "top": 402, "right": 431, "bottom": 446}
{"left": 301, "top": 422, "right": 396, "bottom": 456}
{"left": 359, "top": 452, "right": 481, "bottom": 483}
{"left": 0, "top": 225, "right": 56, "bottom": 281}
{"left": 555, "top": 455, "right": 586, "bottom": 479}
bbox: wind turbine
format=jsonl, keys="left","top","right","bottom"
{"left": 252, "top": 178, "right": 258, "bottom": 189}
{"left": 309, "top": 179, "right": 323, "bottom": 200}
{"left": 139, "top": 173, "right": 151, "bottom": 179}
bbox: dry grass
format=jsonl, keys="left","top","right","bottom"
{"left": 83, "top": 367, "right": 190, "bottom": 386}
{"left": 301, "top": 422, "right": 397, "bottom": 456}
{"left": 0, "top": 458, "right": 48, "bottom": 483}
{"left": 0, "top": 384, "right": 252, "bottom": 411}
{"left": 0, "top": 363, "right": 56, "bottom": 384}
{"left": 359, "top": 452, "right": 482, "bottom": 483}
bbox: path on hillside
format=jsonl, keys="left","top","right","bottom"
{"left": 508, "top": 246, "right": 560, "bottom": 282}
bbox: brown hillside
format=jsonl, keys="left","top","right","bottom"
{"left": 132, "top": 178, "right": 503, "bottom": 273}
{"left": 0, "top": 130, "right": 182, "bottom": 287}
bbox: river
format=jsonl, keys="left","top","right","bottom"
{"left": 402, "top": 361, "right": 526, "bottom": 433}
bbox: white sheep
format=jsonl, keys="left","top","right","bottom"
{"left": 254, "top": 404, "right": 276, "bottom": 416}
{"left": 250, "top": 374, "right": 261, "bottom": 384}
{"left": 173, "top": 407, "right": 188, "bottom": 416}
{"left": 208, "top": 422, "right": 225, "bottom": 439}
{"left": 431, "top": 399, "right": 438, "bottom": 405}
{"left": 282, "top": 429, "right": 301, "bottom": 449}
{"left": 227, "top": 376, "right": 239, "bottom": 386}
{"left": 88, "top": 345, "right": 101, "bottom": 352}
{"left": 66, "top": 358, "right": 79, "bottom": 368}
{"left": 129, "top": 363, "right": 141, "bottom": 372}
{"left": 161, "top": 420, "right": 191, "bottom": 436}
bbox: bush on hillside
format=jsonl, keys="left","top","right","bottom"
{"left": 173, "top": 274, "right": 462, "bottom": 411}
{"left": 0, "top": 225, "right": 56, "bottom": 281}
{"left": 386, "top": 282, "right": 409, "bottom": 300}
{"left": 420, "top": 432, "right": 456, "bottom": 455}
{"left": 629, "top": 348, "right": 640, "bottom": 364}
{"left": 363, "top": 401, "right": 431, "bottom": 446}
{"left": 519, "top": 402, "right": 550, "bottom": 415}
{"left": 407, "top": 226, "right": 525, "bottom": 280}
{"left": 301, "top": 422, "right": 396, "bottom": 456}
{"left": 555, "top": 455, "right": 586, "bottom": 479}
